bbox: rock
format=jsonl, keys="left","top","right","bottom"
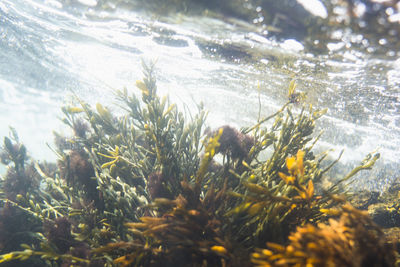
{"left": 350, "top": 190, "right": 379, "bottom": 210}
{"left": 383, "top": 227, "right": 400, "bottom": 253}
{"left": 368, "top": 202, "right": 400, "bottom": 228}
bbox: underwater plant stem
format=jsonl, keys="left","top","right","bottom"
{"left": 0, "top": 198, "right": 44, "bottom": 220}
{"left": 321, "top": 150, "right": 343, "bottom": 176}
{"left": 244, "top": 102, "right": 290, "bottom": 134}
{"left": 328, "top": 153, "right": 380, "bottom": 192}
{"left": 257, "top": 82, "right": 262, "bottom": 122}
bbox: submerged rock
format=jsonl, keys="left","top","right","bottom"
{"left": 368, "top": 202, "right": 400, "bottom": 228}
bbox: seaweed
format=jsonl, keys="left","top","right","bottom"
{"left": 252, "top": 203, "right": 396, "bottom": 267}
{"left": 0, "top": 63, "right": 397, "bottom": 266}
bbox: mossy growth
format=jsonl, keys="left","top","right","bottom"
{"left": 0, "top": 63, "right": 397, "bottom": 266}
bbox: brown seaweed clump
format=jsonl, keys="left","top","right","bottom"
{"left": 44, "top": 217, "right": 104, "bottom": 266}
{"left": 0, "top": 135, "right": 41, "bottom": 201}
{"left": 58, "top": 150, "right": 103, "bottom": 210}
{"left": 252, "top": 203, "right": 397, "bottom": 267}
{"left": 44, "top": 217, "right": 75, "bottom": 254}
{"left": 147, "top": 172, "right": 173, "bottom": 200}
{"left": 1, "top": 164, "right": 40, "bottom": 201}
{"left": 94, "top": 181, "right": 237, "bottom": 267}
{"left": 211, "top": 125, "right": 254, "bottom": 162}
{"left": 60, "top": 150, "right": 94, "bottom": 187}
{"left": 0, "top": 202, "right": 44, "bottom": 266}
{"left": 72, "top": 119, "right": 90, "bottom": 139}
{"left": 0, "top": 203, "right": 33, "bottom": 252}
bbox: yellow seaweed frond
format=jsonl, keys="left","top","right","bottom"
{"left": 278, "top": 172, "right": 296, "bottom": 185}
{"left": 114, "top": 254, "right": 135, "bottom": 267}
{"left": 96, "top": 103, "right": 112, "bottom": 120}
{"left": 243, "top": 181, "right": 270, "bottom": 195}
{"left": 286, "top": 150, "right": 305, "bottom": 177}
{"left": 210, "top": 245, "right": 228, "bottom": 255}
{"left": 196, "top": 128, "right": 223, "bottom": 184}
{"left": 248, "top": 202, "right": 264, "bottom": 216}
{"left": 0, "top": 253, "right": 15, "bottom": 263}
{"left": 288, "top": 80, "right": 297, "bottom": 96}
{"left": 65, "top": 106, "right": 84, "bottom": 113}
{"left": 136, "top": 80, "right": 149, "bottom": 96}
{"left": 320, "top": 208, "right": 341, "bottom": 216}
{"left": 299, "top": 180, "right": 314, "bottom": 201}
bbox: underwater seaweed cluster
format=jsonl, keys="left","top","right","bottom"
{"left": 252, "top": 203, "right": 396, "bottom": 267}
{"left": 0, "top": 63, "right": 398, "bottom": 266}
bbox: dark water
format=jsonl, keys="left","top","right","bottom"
{"left": 0, "top": 0, "right": 399, "bottom": 191}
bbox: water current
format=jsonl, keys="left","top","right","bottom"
{"left": 0, "top": 0, "right": 399, "bottom": 192}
